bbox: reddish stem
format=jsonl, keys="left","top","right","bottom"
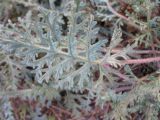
{"left": 115, "top": 86, "right": 132, "bottom": 93}
{"left": 103, "top": 64, "right": 130, "bottom": 80}
{"left": 118, "top": 0, "right": 127, "bottom": 5}
{"left": 51, "top": 105, "right": 72, "bottom": 116}
{"left": 106, "top": 0, "right": 143, "bottom": 31}
{"left": 122, "top": 57, "right": 160, "bottom": 65}
{"left": 102, "top": 48, "right": 160, "bottom": 54}
{"left": 106, "top": 0, "right": 129, "bottom": 21}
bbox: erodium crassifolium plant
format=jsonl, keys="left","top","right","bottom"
{"left": 0, "top": 0, "right": 160, "bottom": 119}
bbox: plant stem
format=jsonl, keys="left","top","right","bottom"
{"left": 122, "top": 57, "right": 160, "bottom": 65}
{"left": 106, "top": 0, "right": 128, "bottom": 21}
{"left": 106, "top": 0, "right": 145, "bottom": 31}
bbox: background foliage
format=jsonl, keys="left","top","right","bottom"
{"left": 0, "top": 0, "right": 160, "bottom": 119}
